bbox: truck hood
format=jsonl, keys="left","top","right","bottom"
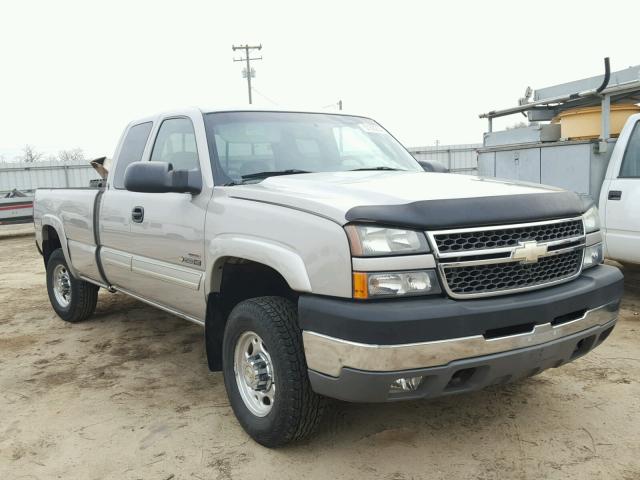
{"left": 226, "top": 171, "right": 586, "bottom": 229}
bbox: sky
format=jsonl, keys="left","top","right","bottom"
{"left": 1, "top": 0, "right": 640, "bottom": 161}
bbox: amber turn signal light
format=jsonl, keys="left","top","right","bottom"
{"left": 352, "top": 272, "right": 368, "bottom": 299}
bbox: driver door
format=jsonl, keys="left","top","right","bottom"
{"left": 126, "top": 116, "right": 210, "bottom": 320}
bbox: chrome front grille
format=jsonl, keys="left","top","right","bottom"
{"left": 434, "top": 219, "right": 584, "bottom": 253}
{"left": 428, "top": 217, "right": 586, "bottom": 299}
{"left": 443, "top": 250, "right": 583, "bottom": 296}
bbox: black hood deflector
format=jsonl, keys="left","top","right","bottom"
{"left": 345, "top": 191, "right": 591, "bottom": 230}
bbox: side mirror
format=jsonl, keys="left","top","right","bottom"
{"left": 417, "top": 160, "right": 449, "bottom": 173}
{"left": 124, "top": 161, "right": 202, "bottom": 194}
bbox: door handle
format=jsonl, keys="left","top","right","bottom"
{"left": 608, "top": 190, "right": 622, "bottom": 201}
{"left": 131, "top": 206, "right": 144, "bottom": 223}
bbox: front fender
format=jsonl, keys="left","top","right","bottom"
{"left": 206, "top": 234, "right": 312, "bottom": 293}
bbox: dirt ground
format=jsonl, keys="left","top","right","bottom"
{"left": 1, "top": 226, "right": 639, "bottom": 480}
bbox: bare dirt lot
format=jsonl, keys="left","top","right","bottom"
{"left": 1, "top": 228, "right": 639, "bottom": 480}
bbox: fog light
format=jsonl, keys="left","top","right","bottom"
{"left": 389, "top": 376, "right": 423, "bottom": 393}
{"left": 583, "top": 243, "right": 604, "bottom": 269}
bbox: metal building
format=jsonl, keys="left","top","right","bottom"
{"left": 477, "top": 60, "right": 640, "bottom": 203}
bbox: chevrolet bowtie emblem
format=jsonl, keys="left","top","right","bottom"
{"left": 512, "top": 241, "right": 548, "bottom": 264}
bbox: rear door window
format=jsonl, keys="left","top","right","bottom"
{"left": 113, "top": 122, "right": 153, "bottom": 188}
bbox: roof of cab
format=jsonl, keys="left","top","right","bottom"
{"left": 199, "top": 105, "right": 360, "bottom": 115}
{"left": 126, "top": 106, "right": 368, "bottom": 128}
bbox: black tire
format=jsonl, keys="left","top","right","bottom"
{"left": 222, "top": 296, "right": 326, "bottom": 447}
{"left": 46, "top": 248, "right": 98, "bottom": 323}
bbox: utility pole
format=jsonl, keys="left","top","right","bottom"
{"left": 232, "top": 44, "right": 262, "bottom": 104}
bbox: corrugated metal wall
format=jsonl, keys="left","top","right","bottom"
{"left": 0, "top": 160, "right": 100, "bottom": 194}
{"left": 0, "top": 144, "right": 481, "bottom": 194}
{"left": 408, "top": 144, "right": 481, "bottom": 175}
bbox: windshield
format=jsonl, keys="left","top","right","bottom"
{"left": 203, "top": 111, "right": 422, "bottom": 184}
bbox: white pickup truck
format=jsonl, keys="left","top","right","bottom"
{"left": 599, "top": 113, "right": 640, "bottom": 265}
{"left": 34, "top": 108, "right": 623, "bottom": 447}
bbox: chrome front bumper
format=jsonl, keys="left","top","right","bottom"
{"left": 303, "top": 301, "right": 619, "bottom": 377}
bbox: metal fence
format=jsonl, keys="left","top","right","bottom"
{"left": 0, "top": 159, "right": 100, "bottom": 194}
{"left": 407, "top": 143, "right": 481, "bottom": 175}
{"left": 0, "top": 144, "right": 481, "bottom": 195}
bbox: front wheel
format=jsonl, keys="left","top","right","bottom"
{"left": 46, "top": 248, "right": 98, "bottom": 322}
{"left": 222, "top": 296, "right": 326, "bottom": 447}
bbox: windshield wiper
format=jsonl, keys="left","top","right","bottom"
{"left": 240, "top": 169, "right": 311, "bottom": 181}
{"left": 349, "top": 166, "right": 404, "bottom": 171}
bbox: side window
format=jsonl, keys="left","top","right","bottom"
{"left": 150, "top": 118, "right": 200, "bottom": 171}
{"left": 113, "top": 122, "right": 153, "bottom": 189}
{"left": 620, "top": 123, "right": 640, "bottom": 178}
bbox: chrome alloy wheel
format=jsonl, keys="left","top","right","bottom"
{"left": 52, "top": 264, "right": 71, "bottom": 308}
{"left": 234, "top": 331, "right": 275, "bottom": 417}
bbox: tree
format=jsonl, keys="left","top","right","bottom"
{"left": 58, "top": 148, "right": 85, "bottom": 163}
{"left": 21, "top": 144, "right": 43, "bottom": 163}
{"left": 505, "top": 121, "right": 540, "bottom": 130}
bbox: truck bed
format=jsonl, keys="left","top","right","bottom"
{"left": 34, "top": 188, "right": 102, "bottom": 283}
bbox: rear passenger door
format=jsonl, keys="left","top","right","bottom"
{"left": 100, "top": 121, "right": 153, "bottom": 289}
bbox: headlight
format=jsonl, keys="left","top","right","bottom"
{"left": 352, "top": 270, "right": 441, "bottom": 299}
{"left": 583, "top": 243, "right": 604, "bottom": 269}
{"left": 582, "top": 206, "right": 600, "bottom": 233}
{"left": 345, "top": 225, "right": 429, "bottom": 256}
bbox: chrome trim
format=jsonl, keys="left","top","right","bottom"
{"left": 427, "top": 217, "right": 587, "bottom": 299}
{"left": 428, "top": 215, "right": 583, "bottom": 245}
{"left": 586, "top": 230, "right": 603, "bottom": 246}
{"left": 432, "top": 235, "right": 584, "bottom": 260}
{"left": 52, "top": 264, "right": 72, "bottom": 308}
{"left": 234, "top": 331, "right": 275, "bottom": 417}
{"left": 303, "top": 301, "right": 618, "bottom": 377}
{"left": 439, "top": 242, "right": 584, "bottom": 268}
{"left": 427, "top": 216, "right": 584, "bottom": 258}
{"left": 582, "top": 242, "right": 604, "bottom": 270}
{"left": 352, "top": 254, "right": 436, "bottom": 272}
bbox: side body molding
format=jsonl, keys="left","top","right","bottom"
{"left": 207, "top": 235, "right": 312, "bottom": 293}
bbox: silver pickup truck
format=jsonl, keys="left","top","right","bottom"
{"left": 34, "top": 107, "right": 623, "bottom": 447}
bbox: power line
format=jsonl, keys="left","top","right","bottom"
{"left": 321, "top": 100, "right": 343, "bottom": 111}
{"left": 232, "top": 44, "right": 262, "bottom": 104}
{"left": 250, "top": 86, "right": 280, "bottom": 106}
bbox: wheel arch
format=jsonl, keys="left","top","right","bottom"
{"left": 204, "top": 242, "right": 310, "bottom": 371}
{"left": 206, "top": 236, "right": 312, "bottom": 295}
{"left": 40, "top": 216, "right": 76, "bottom": 276}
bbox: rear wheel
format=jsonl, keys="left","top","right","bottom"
{"left": 46, "top": 248, "right": 98, "bottom": 322}
{"left": 222, "top": 296, "right": 326, "bottom": 447}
